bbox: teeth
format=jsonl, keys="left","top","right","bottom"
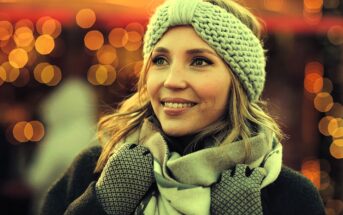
{"left": 163, "top": 102, "right": 194, "bottom": 108}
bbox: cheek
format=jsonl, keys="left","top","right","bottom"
{"left": 146, "top": 73, "right": 161, "bottom": 99}
{"left": 197, "top": 79, "right": 230, "bottom": 106}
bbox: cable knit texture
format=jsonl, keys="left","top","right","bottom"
{"left": 143, "top": 0, "right": 266, "bottom": 101}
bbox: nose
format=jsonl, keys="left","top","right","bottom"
{"left": 163, "top": 64, "right": 187, "bottom": 89}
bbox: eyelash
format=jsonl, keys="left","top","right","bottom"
{"left": 151, "top": 56, "right": 213, "bottom": 67}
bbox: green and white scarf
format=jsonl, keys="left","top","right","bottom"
{"left": 121, "top": 119, "right": 283, "bottom": 215}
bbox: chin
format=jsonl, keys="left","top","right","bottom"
{"left": 161, "top": 126, "right": 196, "bottom": 137}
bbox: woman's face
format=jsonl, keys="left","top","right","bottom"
{"left": 146, "top": 26, "right": 232, "bottom": 136}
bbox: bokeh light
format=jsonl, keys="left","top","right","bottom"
{"left": 1, "top": 62, "right": 19, "bottom": 82}
{"left": 327, "top": 25, "right": 343, "bottom": 46}
{"left": 76, "top": 9, "right": 96, "bottom": 29}
{"left": 88, "top": 64, "right": 116, "bottom": 86}
{"left": 304, "top": 0, "right": 323, "bottom": 12}
{"left": 334, "top": 139, "right": 343, "bottom": 147}
{"left": 34, "top": 63, "right": 62, "bottom": 86}
{"left": 109, "top": 28, "right": 128, "bottom": 48}
{"left": 13, "top": 121, "right": 29, "bottom": 142}
{"left": 326, "top": 103, "right": 343, "bottom": 118}
{"left": 126, "top": 22, "right": 144, "bottom": 35}
{"left": 8, "top": 48, "right": 28, "bottom": 68}
{"left": 134, "top": 60, "right": 143, "bottom": 76}
{"left": 0, "top": 21, "right": 13, "bottom": 41}
{"left": 12, "top": 121, "right": 45, "bottom": 143}
{"left": 13, "top": 26, "right": 34, "bottom": 48}
{"left": 96, "top": 45, "right": 117, "bottom": 65}
{"left": 42, "top": 18, "right": 62, "bottom": 38}
{"left": 15, "top": 19, "right": 34, "bottom": 31}
{"left": 321, "top": 78, "right": 333, "bottom": 93}
{"left": 35, "top": 34, "right": 55, "bottom": 55}
{"left": 301, "top": 159, "right": 320, "bottom": 188}
{"left": 330, "top": 141, "right": 343, "bottom": 159}
{"left": 29, "top": 121, "right": 45, "bottom": 141}
{"left": 328, "top": 118, "right": 343, "bottom": 138}
{"left": 319, "top": 116, "right": 334, "bottom": 136}
{"left": 84, "top": 30, "right": 104, "bottom": 51}
{"left": 304, "top": 73, "right": 323, "bottom": 93}
{"left": 1, "top": 38, "right": 16, "bottom": 54}
{"left": 264, "top": 0, "right": 284, "bottom": 12}
{"left": 314, "top": 92, "right": 334, "bottom": 112}
{"left": 34, "top": 62, "right": 50, "bottom": 83}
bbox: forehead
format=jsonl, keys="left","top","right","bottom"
{"left": 154, "top": 25, "right": 214, "bottom": 51}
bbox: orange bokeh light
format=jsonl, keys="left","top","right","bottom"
{"left": 35, "top": 34, "right": 55, "bottom": 55}
{"left": 9, "top": 48, "right": 28, "bottom": 68}
{"left": 84, "top": 30, "right": 104, "bottom": 51}
{"left": 0, "top": 21, "right": 13, "bottom": 41}
{"left": 76, "top": 9, "right": 96, "bottom": 29}
{"left": 301, "top": 159, "right": 320, "bottom": 188}
{"left": 109, "top": 28, "right": 129, "bottom": 48}
{"left": 96, "top": 45, "right": 117, "bottom": 65}
{"left": 314, "top": 92, "right": 334, "bottom": 112}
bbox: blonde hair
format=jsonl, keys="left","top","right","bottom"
{"left": 94, "top": 0, "right": 283, "bottom": 173}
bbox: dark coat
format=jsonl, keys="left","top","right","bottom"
{"left": 40, "top": 146, "right": 325, "bottom": 215}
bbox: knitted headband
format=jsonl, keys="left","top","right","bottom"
{"left": 143, "top": 0, "right": 266, "bottom": 101}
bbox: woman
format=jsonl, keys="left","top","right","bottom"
{"left": 40, "top": 0, "right": 325, "bottom": 214}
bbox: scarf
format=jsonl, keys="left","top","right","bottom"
{"left": 119, "top": 119, "right": 283, "bottom": 214}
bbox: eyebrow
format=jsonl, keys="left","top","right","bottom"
{"left": 153, "top": 47, "right": 217, "bottom": 57}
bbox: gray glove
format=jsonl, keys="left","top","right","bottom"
{"left": 211, "top": 164, "right": 266, "bottom": 215}
{"left": 95, "top": 143, "right": 154, "bottom": 215}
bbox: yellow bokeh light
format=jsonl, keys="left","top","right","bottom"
{"left": 124, "top": 40, "right": 142, "bottom": 51}
{"left": 9, "top": 48, "right": 28, "bottom": 68}
{"left": 88, "top": 64, "right": 116, "bottom": 86}
{"left": 327, "top": 25, "right": 343, "bottom": 45}
{"left": 334, "top": 139, "right": 343, "bottom": 147}
{"left": 84, "top": 30, "right": 104, "bottom": 51}
{"left": 45, "top": 65, "right": 62, "bottom": 86}
{"left": 24, "top": 122, "right": 34, "bottom": 140}
{"left": 0, "top": 66, "right": 6, "bottom": 81}
{"left": 109, "top": 28, "right": 128, "bottom": 48}
{"left": 13, "top": 121, "right": 29, "bottom": 142}
{"left": 13, "top": 26, "right": 34, "bottom": 48}
{"left": 41, "top": 18, "right": 62, "bottom": 38}
{"left": 330, "top": 142, "right": 343, "bottom": 159}
{"left": 318, "top": 116, "right": 334, "bottom": 136}
{"left": 126, "top": 22, "right": 144, "bottom": 35}
{"left": 41, "top": 65, "right": 55, "bottom": 83}
{"left": 1, "top": 62, "right": 19, "bottom": 82}
{"left": 35, "top": 34, "right": 55, "bottom": 55}
{"left": 30, "top": 121, "right": 45, "bottom": 141}
{"left": 76, "top": 9, "right": 96, "bottom": 29}
{"left": 328, "top": 118, "right": 343, "bottom": 138}
{"left": 96, "top": 45, "right": 117, "bottom": 65}
{"left": 314, "top": 92, "right": 334, "bottom": 112}
{"left": 34, "top": 62, "right": 50, "bottom": 83}
{"left": 0, "top": 21, "right": 13, "bottom": 41}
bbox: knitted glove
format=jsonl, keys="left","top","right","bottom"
{"left": 95, "top": 143, "right": 154, "bottom": 215}
{"left": 211, "top": 164, "right": 266, "bottom": 215}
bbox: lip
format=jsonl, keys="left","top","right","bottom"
{"left": 160, "top": 97, "right": 197, "bottom": 116}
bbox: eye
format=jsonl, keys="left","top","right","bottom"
{"left": 152, "top": 56, "right": 168, "bottom": 66}
{"left": 191, "top": 57, "right": 213, "bottom": 67}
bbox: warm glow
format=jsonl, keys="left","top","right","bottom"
{"left": 330, "top": 142, "right": 343, "bottom": 159}
{"left": 328, "top": 118, "right": 343, "bottom": 138}
{"left": 0, "top": 21, "right": 13, "bottom": 41}
{"left": 35, "top": 34, "right": 55, "bottom": 55}
{"left": 46, "top": 65, "right": 62, "bottom": 86}
{"left": 1, "top": 38, "right": 16, "bottom": 54}
{"left": 334, "top": 139, "right": 343, "bottom": 147}
{"left": 326, "top": 103, "right": 343, "bottom": 118}
{"left": 314, "top": 92, "right": 334, "bottom": 112}
{"left": 319, "top": 116, "right": 334, "bottom": 136}
{"left": 109, "top": 28, "right": 128, "bottom": 48}
{"left": 126, "top": 22, "right": 144, "bottom": 35}
{"left": 13, "top": 27, "right": 34, "bottom": 48}
{"left": 301, "top": 160, "right": 320, "bottom": 188}
{"left": 264, "top": 0, "right": 284, "bottom": 11}
{"left": 305, "top": 61, "right": 323, "bottom": 75}
{"left": 96, "top": 45, "right": 117, "bottom": 65}
{"left": 327, "top": 26, "right": 343, "bottom": 45}
{"left": 30, "top": 121, "right": 45, "bottom": 141}
{"left": 9, "top": 48, "right": 28, "bottom": 68}
{"left": 1, "top": 62, "right": 19, "bottom": 82}
{"left": 41, "top": 65, "right": 55, "bottom": 84}
{"left": 321, "top": 78, "right": 333, "bottom": 93}
{"left": 34, "top": 62, "right": 50, "bottom": 83}
{"left": 124, "top": 40, "right": 142, "bottom": 51}
{"left": 0, "top": 66, "right": 6, "bottom": 82}
{"left": 134, "top": 60, "right": 143, "bottom": 76}
{"left": 24, "top": 122, "right": 34, "bottom": 140}
{"left": 304, "top": 73, "right": 323, "bottom": 93}
{"left": 13, "top": 121, "right": 29, "bottom": 142}
{"left": 15, "top": 19, "right": 34, "bottom": 31}
{"left": 303, "top": 11, "right": 322, "bottom": 25}
{"left": 127, "top": 31, "right": 142, "bottom": 43}
{"left": 76, "top": 9, "right": 96, "bottom": 29}
{"left": 304, "top": 0, "right": 323, "bottom": 12}
{"left": 84, "top": 30, "right": 104, "bottom": 51}
{"left": 88, "top": 64, "right": 116, "bottom": 86}
{"left": 41, "top": 18, "right": 62, "bottom": 38}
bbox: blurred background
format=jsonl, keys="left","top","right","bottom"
{"left": 0, "top": 0, "right": 342, "bottom": 214}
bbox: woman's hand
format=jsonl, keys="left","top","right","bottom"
{"left": 211, "top": 164, "right": 266, "bottom": 215}
{"left": 95, "top": 143, "right": 154, "bottom": 215}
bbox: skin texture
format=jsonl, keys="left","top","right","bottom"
{"left": 146, "top": 26, "right": 232, "bottom": 137}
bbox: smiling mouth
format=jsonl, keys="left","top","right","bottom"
{"left": 161, "top": 101, "right": 197, "bottom": 109}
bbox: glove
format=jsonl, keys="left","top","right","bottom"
{"left": 95, "top": 143, "right": 154, "bottom": 215}
{"left": 211, "top": 164, "right": 266, "bottom": 215}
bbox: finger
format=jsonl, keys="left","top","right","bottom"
{"left": 234, "top": 164, "right": 248, "bottom": 177}
{"left": 251, "top": 167, "right": 267, "bottom": 182}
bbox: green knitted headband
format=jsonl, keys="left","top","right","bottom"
{"left": 143, "top": 0, "right": 266, "bottom": 101}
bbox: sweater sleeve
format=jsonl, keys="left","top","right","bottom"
{"left": 39, "top": 146, "right": 107, "bottom": 215}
